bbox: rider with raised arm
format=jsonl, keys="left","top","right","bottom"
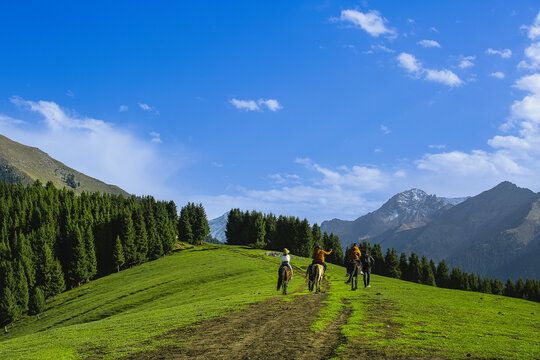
{"left": 307, "top": 245, "right": 332, "bottom": 277}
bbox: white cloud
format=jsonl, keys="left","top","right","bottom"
{"left": 490, "top": 72, "right": 505, "bottom": 79}
{"left": 407, "top": 18, "right": 415, "bottom": 24}
{"left": 425, "top": 69, "right": 463, "bottom": 87}
{"left": 428, "top": 144, "right": 446, "bottom": 149}
{"left": 525, "top": 11, "right": 540, "bottom": 40}
{"left": 229, "top": 98, "right": 282, "bottom": 112}
{"left": 429, "top": 27, "right": 439, "bottom": 33}
{"left": 372, "top": 44, "right": 395, "bottom": 53}
{"left": 486, "top": 48, "right": 512, "bottom": 58}
{"left": 138, "top": 103, "right": 154, "bottom": 111}
{"left": 66, "top": 90, "right": 74, "bottom": 98}
{"left": 150, "top": 131, "right": 162, "bottom": 143}
{"left": 380, "top": 125, "right": 391, "bottom": 134}
{"left": 394, "top": 170, "right": 406, "bottom": 178}
{"left": 374, "top": 148, "right": 383, "bottom": 153}
{"left": 518, "top": 42, "right": 540, "bottom": 70}
{"left": 458, "top": 56, "right": 476, "bottom": 69}
{"left": 397, "top": 52, "right": 422, "bottom": 74}
{"left": 4, "top": 97, "right": 175, "bottom": 197}
{"left": 0, "top": 114, "right": 24, "bottom": 125}
{"left": 230, "top": 98, "right": 260, "bottom": 111}
{"left": 417, "top": 40, "right": 441, "bottom": 48}
{"left": 119, "top": 105, "right": 128, "bottom": 112}
{"left": 396, "top": 52, "right": 463, "bottom": 87}
{"left": 258, "top": 99, "right": 283, "bottom": 112}
{"left": 339, "top": 9, "right": 396, "bottom": 38}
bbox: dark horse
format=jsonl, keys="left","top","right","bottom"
{"left": 277, "top": 266, "right": 292, "bottom": 295}
{"left": 347, "top": 260, "right": 362, "bottom": 291}
{"left": 307, "top": 264, "right": 323, "bottom": 293}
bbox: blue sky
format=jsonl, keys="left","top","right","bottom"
{"left": 1, "top": 1, "right": 540, "bottom": 223}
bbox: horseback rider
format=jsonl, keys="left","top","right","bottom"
{"left": 279, "top": 248, "right": 293, "bottom": 278}
{"left": 345, "top": 243, "right": 363, "bottom": 284}
{"left": 307, "top": 245, "right": 332, "bottom": 276}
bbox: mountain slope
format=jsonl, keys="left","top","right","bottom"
{"left": 0, "top": 245, "right": 537, "bottom": 359}
{"left": 321, "top": 188, "right": 465, "bottom": 246}
{"left": 208, "top": 211, "right": 229, "bottom": 243}
{"left": 373, "top": 182, "right": 540, "bottom": 279}
{"left": 0, "top": 134, "right": 129, "bottom": 196}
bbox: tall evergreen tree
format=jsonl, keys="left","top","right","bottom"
{"left": 385, "top": 248, "right": 401, "bottom": 279}
{"left": 178, "top": 207, "right": 194, "bottom": 244}
{"left": 253, "top": 212, "right": 266, "bottom": 249}
{"left": 436, "top": 260, "right": 450, "bottom": 288}
{"left": 407, "top": 252, "right": 422, "bottom": 283}
{"left": 297, "top": 219, "right": 313, "bottom": 257}
{"left": 66, "top": 224, "right": 88, "bottom": 287}
{"left": 399, "top": 252, "right": 408, "bottom": 280}
{"left": 312, "top": 224, "right": 322, "bottom": 248}
{"left": 421, "top": 255, "right": 435, "bottom": 286}
{"left": 112, "top": 236, "right": 125, "bottom": 272}
{"left": 28, "top": 286, "right": 45, "bottom": 315}
{"left": 119, "top": 211, "right": 137, "bottom": 266}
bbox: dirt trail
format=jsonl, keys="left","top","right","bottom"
{"left": 124, "top": 281, "right": 348, "bottom": 360}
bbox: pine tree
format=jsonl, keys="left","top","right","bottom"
{"left": 312, "top": 224, "right": 322, "bottom": 248}
{"left": 263, "top": 214, "right": 276, "bottom": 250}
{"left": 385, "top": 248, "right": 401, "bottom": 278}
{"left": 372, "top": 244, "right": 385, "bottom": 275}
{"left": 178, "top": 207, "right": 194, "bottom": 244}
{"left": 421, "top": 256, "right": 435, "bottom": 286}
{"left": 112, "top": 236, "right": 125, "bottom": 272}
{"left": 83, "top": 225, "right": 97, "bottom": 281}
{"left": 225, "top": 209, "right": 242, "bottom": 245}
{"left": 324, "top": 233, "right": 344, "bottom": 266}
{"left": 28, "top": 287, "right": 45, "bottom": 315}
{"left": 399, "top": 252, "right": 408, "bottom": 280}
{"left": 119, "top": 211, "right": 136, "bottom": 266}
{"left": 297, "top": 219, "right": 313, "bottom": 257}
{"left": 436, "top": 260, "right": 450, "bottom": 288}
{"left": 407, "top": 252, "right": 422, "bottom": 283}
{"left": 253, "top": 212, "right": 266, "bottom": 248}
{"left": 192, "top": 204, "right": 210, "bottom": 244}
{"left": 133, "top": 210, "right": 148, "bottom": 264}
{"left": 0, "top": 287, "right": 17, "bottom": 329}
{"left": 67, "top": 224, "right": 88, "bottom": 287}
{"left": 13, "top": 261, "right": 29, "bottom": 312}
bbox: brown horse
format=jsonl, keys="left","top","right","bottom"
{"left": 307, "top": 264, "right": 323, "bottom": 293}
{"left": 277, "top": 266, "right": 292, "bottom": 295}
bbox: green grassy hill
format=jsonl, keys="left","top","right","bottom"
{"left": 0, "top": 134, "right": 129, "bottom": 196}
{"left": 0, "top": 245, "right": 538, "bottom": 359}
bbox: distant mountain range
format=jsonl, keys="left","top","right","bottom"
{"left": 208, "top": 212, "right": 228, "bottom": 243}
{"left": 321, "top": 182, "right": 540, "bottom": 280}
{"left": 0, "top": 134, "right": 129, "bottom": 196}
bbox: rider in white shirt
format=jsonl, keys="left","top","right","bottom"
{"left": 280, "top": 248, "right": 293, "bottom": 277}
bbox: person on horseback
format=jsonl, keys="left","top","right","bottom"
{"left": 279, "top": 248, "right": 293, "bottom": 278}
{"left": 346, "top": 243, "right": 363, "bottom": 284}
{"left": 307, "top": 245, "right": 332, "bottom": 277}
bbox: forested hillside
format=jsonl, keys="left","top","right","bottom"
{"left": 0, "top": 180, "right": 180, "bottom": 330}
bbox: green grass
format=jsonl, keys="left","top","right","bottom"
{"left": 0, "top": 245, "right": 306, "bottom": 359}
{"left": 313, "top": 262, "right": 540, "bottom": 359}
{"left": 1, "top": 245, "right": 539, "bottom": 359}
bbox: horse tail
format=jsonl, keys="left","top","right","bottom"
{"left": 277, "top": 268, "right": 283, "bottom": 291}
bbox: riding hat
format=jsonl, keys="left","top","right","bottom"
{"left": 283, "top": 248, "right": 290, "bottom": 254}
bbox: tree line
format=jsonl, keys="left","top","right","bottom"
{"left": 0, "top": 180, "right": 209, "bottom": 330}
{"left": 353, "top": 241, "right": 540, "bottom": 303}
{"left": 225, "top": 209, "right": 344, "bottom": 265}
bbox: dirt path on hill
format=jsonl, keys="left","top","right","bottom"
{"left": 123, "top": 276, "right": 350, "bottom": 360}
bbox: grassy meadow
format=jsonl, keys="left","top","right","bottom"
{"left": 0, "top": 244, "right": 538, "bottom": 359}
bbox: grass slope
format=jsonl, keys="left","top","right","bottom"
{"left": 1, "top": 245, "right": 538, "bottom": 359}
{"left": 0, "top": 134, "right": 128, "bottom": 196}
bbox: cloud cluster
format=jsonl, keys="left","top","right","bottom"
{"left": 487, "top": 48, "right": 512, "bottom": 58}
{"left": 397, "top": 52, "right": 463, "bottom": 87}
{"left": 417, "top": 40, "right": 441, "bottom": 48}
{"left": 519, "top": 12, "right": 540, "bottom": 70}
{"left": 229, "top": 98, "right": 283, "bottom": 112}
{"left": 339, "top": 10, "right": 396, "bottom": 38}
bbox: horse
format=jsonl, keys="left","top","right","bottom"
{"left": 347, "top": 260, "right": 362, "bottom": 291}
{"left": 277, "top": 265, "right": 292, "bottom": 295}
{"left": 307, "top": 264, "right": 324, "bottom": 293}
